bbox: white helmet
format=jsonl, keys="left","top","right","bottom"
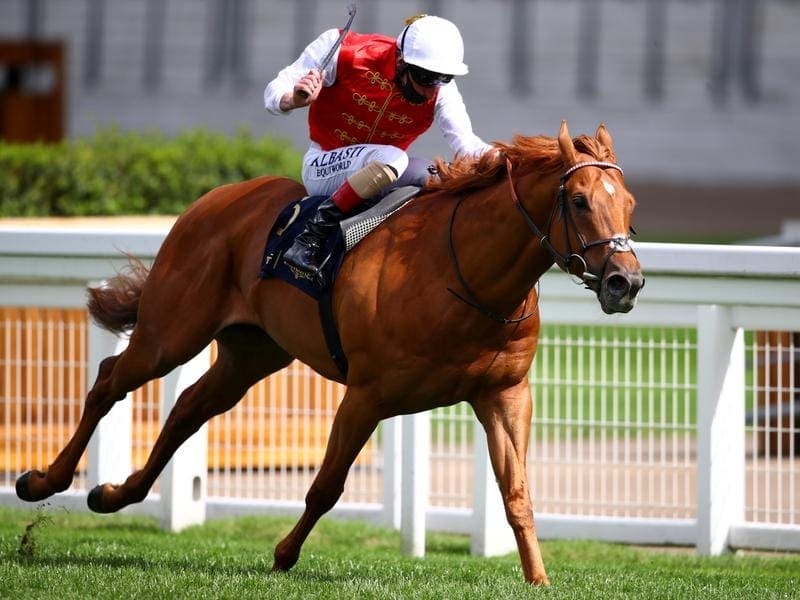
{"left": 396, "top": 15, "right": 469, "bottom": 76}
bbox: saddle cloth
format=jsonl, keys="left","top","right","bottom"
{"left": 258, "top": 185, "right": 420, "bottom": 377}
{"left": 258, "top": 185, "right": 420, "bottom": 299}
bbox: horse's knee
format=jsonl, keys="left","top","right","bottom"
{"left": 503, "top": 487, "right": 534, "bottom": 532}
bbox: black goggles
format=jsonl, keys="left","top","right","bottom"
{"left": 406, "top": 64, "right": 453, "bottom": 87}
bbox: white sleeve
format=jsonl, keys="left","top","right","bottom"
{"left": 433, "top": 81, "right": 493, "bottom": 158}
{"left": 263, "top": 29, "right": 340, "bottom": 116}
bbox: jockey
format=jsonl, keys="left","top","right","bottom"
{"left": 264, "top": 14, "right": 493, "bottom": 277}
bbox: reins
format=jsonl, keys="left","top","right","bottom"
{"left": 446, "top": 194, "right": 537, "bottom": 324}
{"left": 447, "top": 155, "right": 634, "bottom": 324}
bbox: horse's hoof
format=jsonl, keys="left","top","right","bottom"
{"left": 87, "top": 485, "right": 105, "bottom": 513}
{"left": 270, "top": 559, "right": 296, "bottom": 574}
{"left": 272, "top": 545, "right": 299, "bottom": 573}
{"left": 15, "top": 471, "right": 35, "bottom": 501}
{"left": 16, "top": 470, "right": 47, "bottom": 502}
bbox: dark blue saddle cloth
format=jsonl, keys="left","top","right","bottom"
{"left": 259, "top": 195, "right": 346, "bottom": 300}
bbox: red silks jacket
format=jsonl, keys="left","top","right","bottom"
{"left": 308, "top": 31, "right": 438, "bottom": 151}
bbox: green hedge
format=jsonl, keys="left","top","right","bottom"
{"left": 0, "top": 128, "right": 303, "bottom": 216}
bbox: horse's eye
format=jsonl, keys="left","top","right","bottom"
{"left": 572, "top": 195, "right": 589, "bottom": 211}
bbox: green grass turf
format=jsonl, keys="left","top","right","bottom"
{"left": 1, "top": 505, "right": 798, "bottom": 599}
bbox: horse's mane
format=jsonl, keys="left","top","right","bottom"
{"left": 424, "top": 133, "right": 613, "bottom": 196}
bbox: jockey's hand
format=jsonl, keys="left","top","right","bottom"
{"left": 280, "top": 69, "right": 324, "bottom": 111}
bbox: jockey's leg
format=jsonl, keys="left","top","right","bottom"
{"left": 285, "top": 147, "right": 405, "bottom": 275}
{"left": 392, "top": 155, "right": 435, "bottom": 188}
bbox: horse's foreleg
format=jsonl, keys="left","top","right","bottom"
{"left": 272, "top": 388, "right": 380, "bottom": 573}
{"left": 88, "top": 327, "right": 292, "bottom": 513}
{"left": 471, "top": 381, "right": 549, "bottom": 586}
{"left": 16, "top": 350, "right": 151, "bottom": 502}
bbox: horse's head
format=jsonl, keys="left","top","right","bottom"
{"left": 545, "top": 121, "right": 644, "bottom": 314}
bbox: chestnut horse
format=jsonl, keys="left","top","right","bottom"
{"left": 16, "top": 121, "right": 642, "bottom": 585}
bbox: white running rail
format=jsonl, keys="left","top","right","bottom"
{"left": 0, "top": 223, "right": 798, "bottom": 556}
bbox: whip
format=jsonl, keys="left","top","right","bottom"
{"left": 297, "top": 4, "right": 358, "bottom": 99}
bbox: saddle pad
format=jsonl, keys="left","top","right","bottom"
{"left": 341, "top": 185, "right": 420, "bottom": 251}
{"left": 259, "top": 195, "right": 344, "bottom": 300}
{"left": 259, "top": 185, "right": 421, "bottom": 299}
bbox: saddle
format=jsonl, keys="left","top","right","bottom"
{"left": 259, "top": 186, "right": 420, "bottom": 375}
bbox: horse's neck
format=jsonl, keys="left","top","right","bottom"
{"left": 451, "top": 173, "right": 558, "bottom": 316}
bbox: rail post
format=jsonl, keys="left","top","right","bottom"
{"left": 87, "top": 323, "right": 132, "bottom": 488}
{"left": 401, "top": 411, "right": 430, "bottom": 556}
{"left": 158, "top": 346, "right": 211, "bottom": 532}
{"left": 381, "top": 416, "right": 402, "bottom": 529}
{"left": 696, "top": 305, "right": 745, "bottom": 555}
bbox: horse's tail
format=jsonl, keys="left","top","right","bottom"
{"left": 87, "top": 255, "right": 150, "bottom": 335}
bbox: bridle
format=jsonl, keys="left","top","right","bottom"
{"left": 510, "top": 158, "right": 635, "bottom": 287}
{"left": 447, "top": 157, "right": 636, "bottom": 324}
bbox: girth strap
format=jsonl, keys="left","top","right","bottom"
{"left": 318, "top": 289, "right": 348, "bottom": 377}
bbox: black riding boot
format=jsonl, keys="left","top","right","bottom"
{"left": 283, "top": 197, "right": 346, "bottom": 276}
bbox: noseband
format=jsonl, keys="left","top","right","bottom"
{"left": 508, "top": 158, "right": 634, "bottom": 287}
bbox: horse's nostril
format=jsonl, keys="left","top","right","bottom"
{"left": 605, "top": 274, "right": 630, "bottom": 297}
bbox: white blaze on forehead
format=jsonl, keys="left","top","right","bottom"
{"left": 602, "top": 177, "right": 616, "bottom": 197}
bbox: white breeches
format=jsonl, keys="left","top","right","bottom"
{"left": 301, "top": 143, "right": 432, "bottom": 196}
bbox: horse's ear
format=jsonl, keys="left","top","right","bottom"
{"left": 595, "top": 123, "right": 617, "bottom": 162}
{"left": 558, "top": 120, "right": 578, "bottom": 166}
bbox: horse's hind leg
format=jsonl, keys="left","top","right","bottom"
{"left": 15, "top": 334, "right": 176, "bottom": 503}
{"left": 272, "top": 387, "right": 380, "bottom": 572}
{"left": 15, "top": 295, "right": 222, "bottom": 503}
{"left": 87, "top": 325, "right": 292, "bottom": 513}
